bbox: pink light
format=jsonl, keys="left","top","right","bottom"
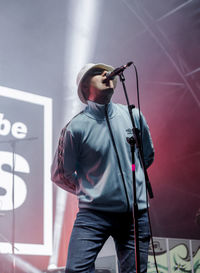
{"left": 132, "top": 164, "right": 135, "bottom": 172}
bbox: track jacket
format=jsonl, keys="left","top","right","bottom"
{"left": 51, "top": 100, "right": 154, "bottom": 212}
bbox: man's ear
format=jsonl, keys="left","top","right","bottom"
{"left": 81, "top": 83, "right": 90, "bottom": 101}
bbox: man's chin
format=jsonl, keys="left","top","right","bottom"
{"left": 102, "top": 87, "right": 114, "bottom": 93}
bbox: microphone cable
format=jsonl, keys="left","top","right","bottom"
{"left": 132, "top": 62, "right": 159, "bottom": 273}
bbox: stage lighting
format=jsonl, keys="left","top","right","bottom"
{"left": 49, "top": 0, "right": 101, "bottom": 268}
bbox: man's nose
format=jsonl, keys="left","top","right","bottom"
{"left": 102, "top": 71, "right": 108, "bottom": 77}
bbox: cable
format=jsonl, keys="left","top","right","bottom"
{"left": 132, "top": 63, "right": 159, "bottom": 273}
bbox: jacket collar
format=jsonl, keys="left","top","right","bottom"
{"left": 84, "top": 100, "right": 116, "bottom": 120}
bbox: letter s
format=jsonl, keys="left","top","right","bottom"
{"left": 0, "top": 151, "right": 30, "bottom": 211}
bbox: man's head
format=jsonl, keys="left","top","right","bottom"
{"left": 77, "top": 63, "right": 117, "bottom": 104}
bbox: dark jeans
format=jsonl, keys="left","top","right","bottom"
{"left": 66, "top": 208, "right": 150, "bottom": 273}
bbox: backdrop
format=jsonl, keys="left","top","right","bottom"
{"left": 0, "top": 0, "right": 199, "bottom": 271}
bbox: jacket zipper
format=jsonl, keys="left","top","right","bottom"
{"left": 105, "top": 104, "right": 130, "bottom": 212}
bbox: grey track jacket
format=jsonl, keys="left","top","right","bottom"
{"left": 51, "top": 100, "right": 154, "bottom": 212}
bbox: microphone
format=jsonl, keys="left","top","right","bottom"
{"left": 102, "top": 61, "right": 133, "bottom": 84}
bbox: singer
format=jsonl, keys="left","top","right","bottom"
{"left": 51, "top": 63, "right": 154, "bottom": 273}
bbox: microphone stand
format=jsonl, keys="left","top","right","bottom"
{"left": 0, "top": 137, "right": 38, "bottom": 273}
{"left": 119, "top": 71, "right": 152, "bottom": 273}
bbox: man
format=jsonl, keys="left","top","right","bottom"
{"left": 51, "top": 63, "right": 154, "bottom": 273}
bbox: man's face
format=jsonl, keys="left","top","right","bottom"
{"left": 89, "top": 68, "right": 114, "bottom": 91}
{"left": 81, "top": 67, "right": 115, "bottom": 103}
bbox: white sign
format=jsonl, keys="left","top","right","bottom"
{"left": 0, "top": 86, "right": 52, "bottom": 255}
